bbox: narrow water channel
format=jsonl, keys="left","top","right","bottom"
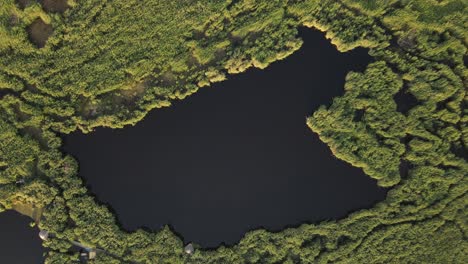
{"left": 63, "top": 28, "right": 387, "bottom": 247}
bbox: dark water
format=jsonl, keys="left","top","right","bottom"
{"left": 0, "top": 211, "right": 44, "bottom": 263}
{"left": 63, "top": 28, "right": 387, "bottom": 247}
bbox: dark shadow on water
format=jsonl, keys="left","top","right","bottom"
{"left": 399, "top": 159, "right": 411, "bottom": 180}
{"left": 63, "top": 28, "right": 388, "bottom": 248}
{"left": 394, "top": 84, "right": 418, "bottom": 115}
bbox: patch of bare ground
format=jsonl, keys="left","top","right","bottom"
{"left": 160, "top": 72, "right": 177, "bottom": 86}
{"left": 187, "top": 55, "right": 200, "bottom": 67}
{"left": 27, "top": 18, "right": 53, "bottom": 48}
{"left": 110, "top": 80, "right": 150, "bottom": 109}
{"left": 120, "top": 80, "right": 147, "bottom": 100}
{"left": 39, "top": 0, "right": 69, "bottom": 13}
{"left": 214, "top": 48, "right": 226, "bottom": 61}
{"left": 81, "top": 102, "right": 99, "bottom": 119}
{"left": 25, "top": 83, "right": 40, "bottom": 93}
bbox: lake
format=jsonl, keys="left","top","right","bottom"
{"left": 0, "top": 211, "right": 44, "bottom": 263}
{"left": 63, "top": 28, "right": 387, "bottom": 248}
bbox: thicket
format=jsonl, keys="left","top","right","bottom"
{"left": 0, "top": 0, "right": 466, "bottom": 263}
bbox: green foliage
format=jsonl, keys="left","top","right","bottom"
{"left": 0, "top": 0, "right": 466, "bottom": 263}
{"left": 308, "top": 61, "right": 406, "bottom": 187}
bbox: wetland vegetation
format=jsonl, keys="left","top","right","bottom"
{"left": 0, "top": 0, "right": 466, "bottom": 263}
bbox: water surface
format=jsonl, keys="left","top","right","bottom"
{"left": 0, "top": 211, "right": 44, "bottom": 263}
{"left": 64, "top": 28, "right": 387, "bottom": 247}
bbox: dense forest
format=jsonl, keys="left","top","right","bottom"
{"left": 0, "top": 0, "right": 466, "bottom": 263}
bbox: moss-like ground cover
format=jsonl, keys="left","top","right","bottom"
{"left": 0, "top": 0, "right": 466, "bottom": 263}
